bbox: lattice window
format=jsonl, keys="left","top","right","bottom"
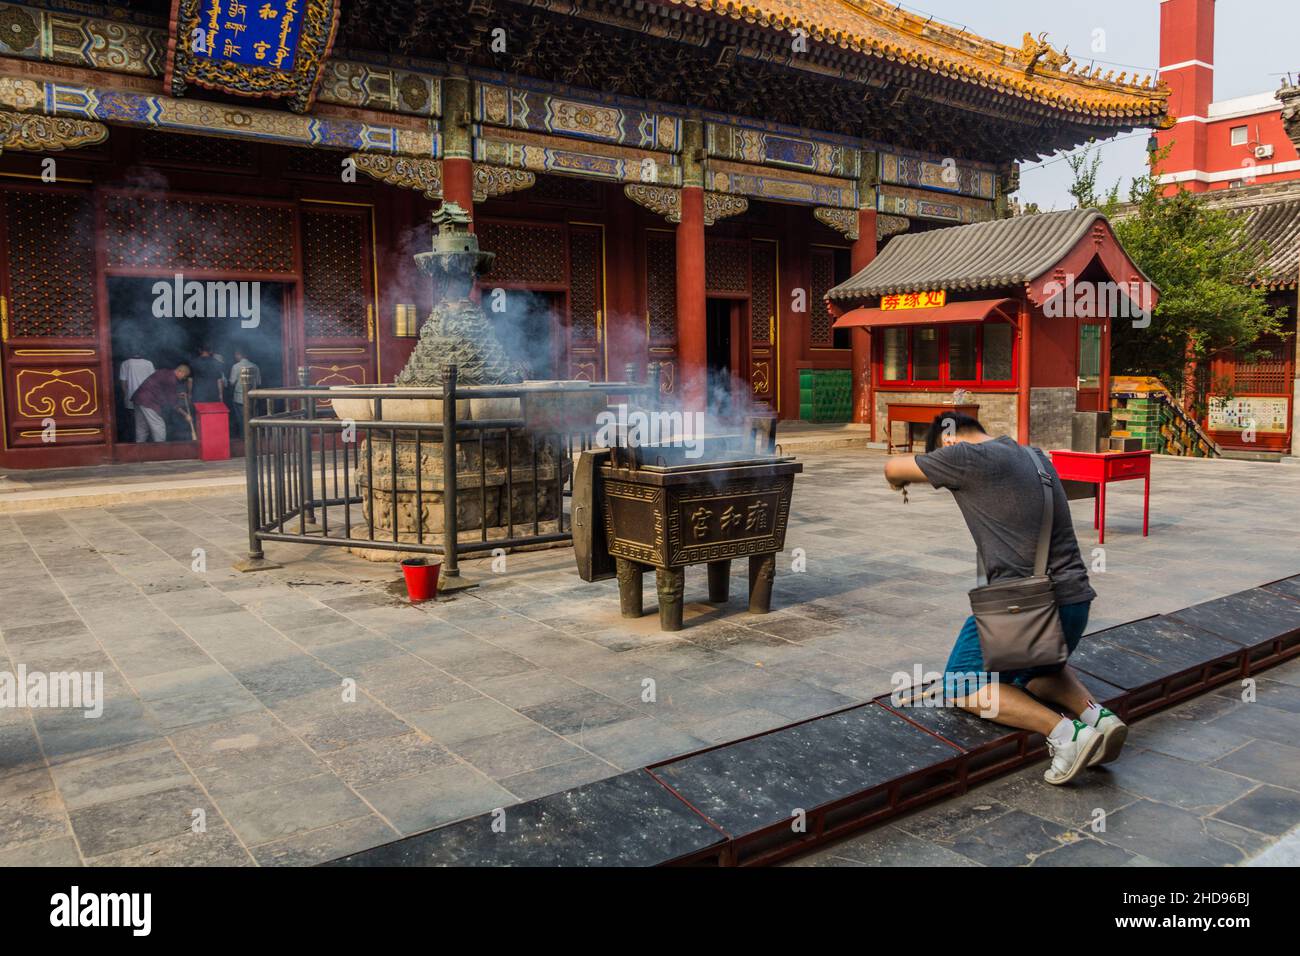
{"left": 568, "top": 227, "right": 601, "bottom": 342}
{"left": 646, "top": 233, "right": 676, "bottom": 342}
{"left": 476, "top": 221, "right": 566, "bottom": 284}
{"left": 809, "top": 247, "right": 836, "bottom": 347}
{"left": 3, "top": 191, "right": 96, "bottom": 339}
{"left": 530, "top": 176, "right": 602, "bottom": 207}
{"left": 1233, "top": 342, "right": 1290, "bottom": 393}
{"left": 285, "top": 147, "right": 351, "bottom": 177}
{"left": 706, "top": 237, "right": 749, "bottom": 295}
{"left": 302, "top": 210, "right": 367, "bottom": 339}
{"left": 136, "top": 129, "right": 257, "bottom": 169}
{"left": 102, "top": 195, "right": 295, "bottom": 272}
{"left": 751, "top": 241, "right": 776, "bottom": 345}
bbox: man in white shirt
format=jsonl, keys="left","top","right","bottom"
{"left": 118, "top": 354, "right": 155, "bottom": 440}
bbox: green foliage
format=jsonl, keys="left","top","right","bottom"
{"left": 1065, "top": 143, "right": 1286, "bottom": 408}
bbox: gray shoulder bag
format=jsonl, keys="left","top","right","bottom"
{"left": 967, "top": 445, "right": 1069, "bottom": 673}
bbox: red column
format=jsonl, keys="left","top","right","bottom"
{"left": 850, "top": 209, "right": 878, "bottom": 434}
{"left": 442, "top": 158, "right": 475, "bottom": 226}
{"left": 676, "top": 185, "right": 707, "bottom": 410}
{"left": 1017, "top": 300, "right": 1032, "bottom": 444}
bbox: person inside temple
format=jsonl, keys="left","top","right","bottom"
{"left": 228, "top": 347, "right": 261, "bottom": 438}
{"left": 190, "top": 343, "right": 225, "bottom": 406}
{"left": 118, "top": 350, "right": 155, "bottom": 443}
{"left": 130, "top": 364, "right": 192, "bottom": 443}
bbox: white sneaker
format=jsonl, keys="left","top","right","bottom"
{"left": 1087, "top": 709, "right": 1128, "bottom": 767}
{"left": 1044, "top": 721, "right": 1105, "bottom": 785}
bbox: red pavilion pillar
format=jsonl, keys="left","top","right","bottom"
{"left": 442, "top": 76, "right": 475, "bottom": 224}
{"left": 677, "top": 185, "right": 707, "bottom": 410}
{"left": 850, "top": 208, "right": 878, "bottom": 434}
{"left": 676, "top": 120, "right": 707, "bottom": 410}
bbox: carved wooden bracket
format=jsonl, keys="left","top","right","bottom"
{"left": 625, "top": 185, "right": 749, "bottom": 225}
{"left": 815, "top": 207, "right": 910, "bottom": 242}
{"left": 814, "top": 207, "right": 858, "bottom": 240}
{"left": 625, "top": 183, "right": 681, "bottom": 222}
{"left": 350, "top": 153, "right": 443, "bottom": 199}
{"left": 703, "top": 191, "right": 748, "bottom": 224}
{"left": 0, "top": 109, "right": 108, "bottom": 156}
{"left": 877, "top": 214, "right": 910, "bottom": 240}
{"left": 472, "top": 164, "right": 535, "bottom": 202}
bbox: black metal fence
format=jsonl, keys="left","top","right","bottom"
{"left": 241, "top": 363, "right": 654, "bottom": 576}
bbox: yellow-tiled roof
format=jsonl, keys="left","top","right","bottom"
{"left": 666, "top": 0, "right": 1169, "bottom": 123}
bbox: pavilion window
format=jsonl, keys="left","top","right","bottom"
{"left": 882, "top": 327, "right": 909, "bottom": 381}
{"left": 912, "top": 327, "right": 941, "bottom": 381}
{"left": 982, "top": 322, "right": 1014, "bottom": 383}
{"left": 947, "top": 324, "right": 978, "bottom": 382}
{"left": 877, "top": 320, "right": 1016, "bottom": 387}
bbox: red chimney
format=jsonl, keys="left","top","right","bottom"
{"left": 1157, "top": 0, "right": 1215, "bottom": 192}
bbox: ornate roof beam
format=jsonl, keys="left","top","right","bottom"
{"left": 0, "top": 109, "right": 107, "bottom": 156}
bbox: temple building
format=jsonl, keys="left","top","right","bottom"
{"left": 1156, "top": 0, "right": 1300, "bottom": 455}
{"left": 0, "top": 0, "right": 1167, "bottom": 468}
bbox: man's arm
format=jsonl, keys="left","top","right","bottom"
{"left": 883, "top": 454, "right": 927, "bottom": 489}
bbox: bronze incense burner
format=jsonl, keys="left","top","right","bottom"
{"left": 573, "top": 417, "right": 801, "bottom": 631}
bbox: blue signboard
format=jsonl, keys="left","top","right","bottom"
{"left": 195, "top": 0, "right": 305, "bottom": 73}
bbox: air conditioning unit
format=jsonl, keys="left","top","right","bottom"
{"left": 1255, "top": 144, "right": 1275, "bottom": 160}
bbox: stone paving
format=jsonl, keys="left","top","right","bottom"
{"left": 0, "top": 449, "right": 1298, "bottom": 866}
{"left": 790, "top": 654, "right": 1300, "bottom": 867}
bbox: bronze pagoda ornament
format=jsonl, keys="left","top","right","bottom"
{"left": 395, "top": 202, "right": 523, "bottom": 387}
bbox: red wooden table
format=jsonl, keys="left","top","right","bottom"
{"left": 1049, "top": 449, "right": 1151, "bottom": 544}
{"left": 885, "top": 402, "right": 980, "bottom": 453}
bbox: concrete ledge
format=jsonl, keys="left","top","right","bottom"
{"left": 0, "top": 476, "right": 245, "bottom": 514}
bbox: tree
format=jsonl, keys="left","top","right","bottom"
{"left": 1065, "top": 144, "right": 1285, "bottom": 411}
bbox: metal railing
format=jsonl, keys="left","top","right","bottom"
{"left": 241, "top": 363, "right": 655, "bottom": 575}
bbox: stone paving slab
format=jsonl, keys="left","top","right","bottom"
{"left": 794, "top": 655, "right": 1300, "bottom": 867}
{"left": 1, "top": 450, "right": 1298, "bottom": 865}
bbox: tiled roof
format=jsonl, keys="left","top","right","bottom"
{"left": 1200, "top": 184, "right": 1300, "bottom": 289}
{"left": 827, "top": 208, "right": 1108, "bottom": 300}
{"left": 663, "top": 0, "right": 1169, "bottom": 125}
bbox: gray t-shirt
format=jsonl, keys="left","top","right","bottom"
{"left": 916, "top": 435, "right": 1096, "bottom": 606}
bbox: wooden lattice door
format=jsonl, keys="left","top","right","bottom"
{"left": 748, "top": 240, "right": 778, "bottom": 407}
{"left": 300, "top": 205, "right": 377, "bottom": 388}
{"left": 566, "top": 224, "right": 605, "bottom": 382}
{"left": 0, "top": 186, "right": 106, "bottom": 453}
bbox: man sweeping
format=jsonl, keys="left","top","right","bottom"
{"left": 129, "top": 363, "right": 192, "bottom": 443}
{"left": 883, "top": 412, "right": 1127, "bottom": 785}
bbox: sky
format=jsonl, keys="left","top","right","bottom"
{"left": 900, "top": 0, "right": 1299, "bottom": 210}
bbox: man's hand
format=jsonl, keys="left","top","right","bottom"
{"left": 883, "top": 453, "right": 927, "bottom": 489}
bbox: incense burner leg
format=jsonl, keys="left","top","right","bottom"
{"left": 706, "top": 559, "right": 732, "bottom": 603}
{"left": 655, "top": 566, "right": 685, "bottom": 632}
{"left": 748, "top": 552, "right": 776, "bottom": 613}
{"left": 616, "top": 558, "right": 644, "bottom": 618}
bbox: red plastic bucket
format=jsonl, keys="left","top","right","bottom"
{"left": 400, "top": 558, "right": 441, "bottom": 602}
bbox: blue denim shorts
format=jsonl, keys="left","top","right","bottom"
{"left": 943, "top": 600, "right": 1091, "bottom": 697}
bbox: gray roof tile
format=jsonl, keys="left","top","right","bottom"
{"left": 827, "top": 208, "right": 1110, "bottom": 302}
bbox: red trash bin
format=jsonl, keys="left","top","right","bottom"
{"left": 194, "top": 402, "right": 231, "bottom": 461}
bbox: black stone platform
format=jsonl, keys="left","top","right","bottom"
{"left": 327, "top": 575, "right": 1300, "bottom": 867}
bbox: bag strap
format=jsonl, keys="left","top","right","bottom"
{"left": 975, "top": 444, "right": 1056, "bottom": 586}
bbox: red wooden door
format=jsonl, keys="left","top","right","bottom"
{"left": 566, "top": 223, "right": 605, "bottom": 382}
{"left": 0, "top": 185, "right": 108, "bottom": 459}
{"left": 299, "top": 204, "right": 378, "bottom": 389}
{"left": 1076, "top": 319, "right": 1106, "bottom": 412}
